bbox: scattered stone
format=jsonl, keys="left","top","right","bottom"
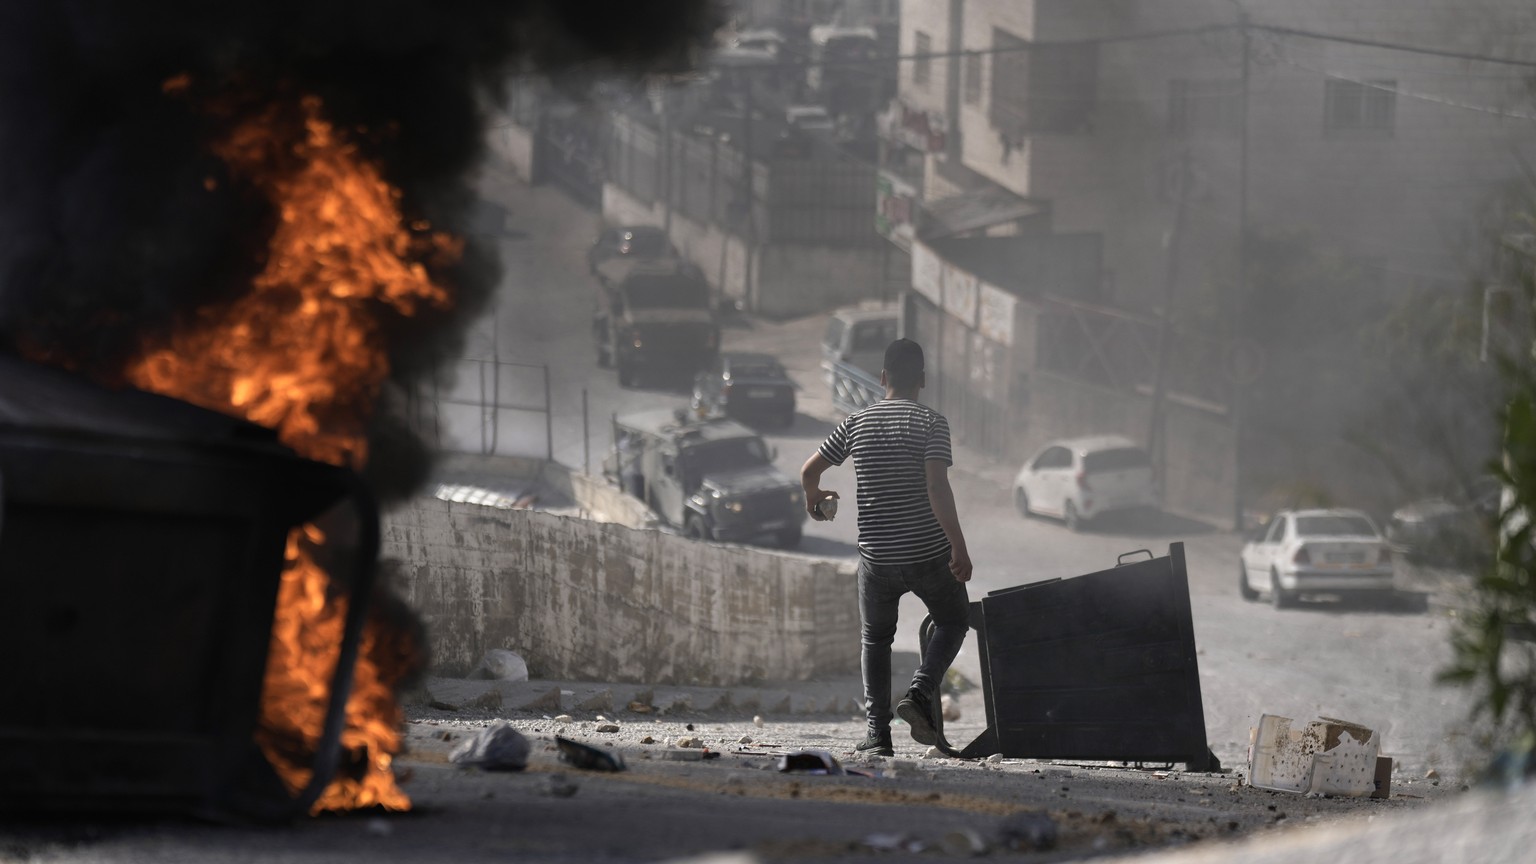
{"left": 738, "top": 735, "right": 754, "bottom": 745}
{"left": 925, "top": 747, "right": 943, "bottom": 759}
{"left": 997, "top": 812, "right": 1058, "bottom": 852}
{"left": 427, "top": 700, "right": 459, "bottom": 712}
{"left": 546, "top": 772, "right": 579, "bottom": 798}
{"left": 476, "top": 649, "right": 529, "bottom": 682}
{"left": 463, "top": 689, "right": 502, "bottom": 711}
{"left": 660, "top": 748, "right": 705, "bottom": 762}
{"left": 448, "top": 723, "right": 530, "bottom": 771}
{"left": 596, "top": 715, "right": 609, "bottom": 722}
{"left": 627, "top": 701, "right": 654, "bottom": 714}
{"left": 556, "top": 736, "right": 626, "bottom": 772}
{"left": 630, "top": 689, "right": 654, "bottom": 709}
{"left": 863, "top": 834, "right": 924, "bottom": 854}
{"left": 686, "top": 723, "right": 695, "bottom": 732}
{"left": 942, "top": 828, "right": 990, "bottom": 856}
{"left": 941, "top": 693, "right": 961, "bottom": 722}
{"left": 366, "top": 817, "right": 393, "bottom": 838}
{"left": 576, "top": 690, "right": 614, "bottom": 713}
{"left": 753, "top": 715, "right": 765, "bottom": 728}
{"left": 1425, "top": 768, "right": 1440, "bottom": 780}
{"left": 676, "top": 736, "right": 704, "bottom": 749}
{"left": 596, "top": 723, "right": 620, "bottom": 734}
{"left": 553, "top": 714, "right": 573, "bottom": 724}
{"left": 986, "top": 753, "right": 1004, "bottom": 763}
{"left": 521, "top": 688, "right": 562, "bottom": 713}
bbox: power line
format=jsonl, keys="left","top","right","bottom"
{"left": 1253, "top": 24, "right": 1536, "bottom": 69}
{"left": 1275, "top": 55, "right": 1536, "bottom": 122}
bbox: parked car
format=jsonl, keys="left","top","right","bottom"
{"left": 586, "top": 225, "right": 677, "bottom": 274}
{"left": 820, "top": 303, "right": 898, "bottom": 385}
{"left": 1012, "top": 436, "right": 1156, "bottom": 531}
{"left": 692, "top": 352, "right": 797, "bottom": 428}
{"left": 1386, "top": 477, "right": 1499, "bottom": 566}
{"left": 1239, "top": 508, "right": 1394, "bottom": 608}
{"left": 785, "top": 104, "right": 835, "bottom": 134}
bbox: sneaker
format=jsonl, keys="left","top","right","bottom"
{"left": 896, "top": 688, "right": 939, "bottom": 746}
{"left": 855, "top": 727, "right": 894, "bottom": 757}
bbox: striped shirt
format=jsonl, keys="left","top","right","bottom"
{"left": 818, "top": 398, "right": 953, "bottom": 564}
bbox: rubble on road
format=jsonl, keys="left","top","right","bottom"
{"left": 556, "top": 736, "right": 626, "bottom": 772}
{"left": 476, "top": 649, "right": 529, "bottom": 682}
{"left": 449, "top": 723, "right": 530, "bottom": 771}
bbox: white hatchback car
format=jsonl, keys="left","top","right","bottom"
{"left": 1012, "top": 436, "right": 1157, "bottom": 531}
{"left": 1239, "top": 508, "right": 1394, "bottom": 608}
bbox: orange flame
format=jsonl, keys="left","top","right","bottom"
{"left": 127, "top": 95, "right": 456, "bottom": 812}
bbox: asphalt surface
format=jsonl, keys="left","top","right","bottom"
{"left": 2, "top": 161, "right": 1520, "bottom": 864}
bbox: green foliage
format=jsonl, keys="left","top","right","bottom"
{"left": 1442, "top": 221, "right": 1536, "bottom": 746}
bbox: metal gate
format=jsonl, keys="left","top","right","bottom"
{"left": 409, "top": 357, "right": 553, "bottom": 460}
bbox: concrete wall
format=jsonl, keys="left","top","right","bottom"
{"left": 603, "top": 182, "right": 890, "bottom": 319}
{"left": 486, "top": 114, "right": 537, "bottom": 184}
{"left": 384, "top": 497, "right": 861, "bottom": 685}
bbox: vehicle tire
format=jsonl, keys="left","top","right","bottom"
{"left": 1014, "top": 488, "right": 1031, "bottom": 518}
{"left": 1239, "top": 562, "right": 1259, "bottom": 601}
{"left": 685, "top": 515, "right": 710, "bottom": 542}
{"left": 777, "top": 525, "right": 802, "bottom": 548}
{"left": 1064, "top": 500, "right": 1083, "bottom": 532}
{"left": 1270, "top": 568, "right": 1294, "bottom": 609}
{"left": 617, "top": 362, "right": 636, "bottom": 388}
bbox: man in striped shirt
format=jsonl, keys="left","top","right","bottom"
{"left": 800, "top": 338, "right": 972, "bottom": 757}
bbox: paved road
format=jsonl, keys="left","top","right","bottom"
{"left": 467, "top": 170, "right": 1482, "bottom": 780}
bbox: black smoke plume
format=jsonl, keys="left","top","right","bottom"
{"left": 0, "top": 0, "right": 719, "bottom": 496}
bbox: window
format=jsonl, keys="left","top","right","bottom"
{"left": 1324, "top": 79, "right": 1395, "bottom": 135}
{"left": 1034, "top": 447, "right": 1072, "bottom": 470}
{"left": 1265, "top": 517, "right": 1287, "bottom": 544}
{"left": 1296, "top": 514, "right": 1378, "bottom": 537}
{"left": 1168, "top": 78, "right": 1242, "bottom": 137}
{"left": 1083, "top": 447, "right": 1151, "bottom": 474}
{"left": 914, "top": 31, "right": 932, "bottom": 87}
{"left": 963, "top": 51, "right": 982, "bottom": 105}
{"left": 990, "top": 28, "right": 1098, "bottom": 136}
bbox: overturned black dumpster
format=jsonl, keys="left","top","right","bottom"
{"left": 934, "top": 543, "right": 1219, "bottom": 771}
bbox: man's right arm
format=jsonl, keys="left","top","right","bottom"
{"left": 801, "top": 453, "right": 839, "bottom": 520}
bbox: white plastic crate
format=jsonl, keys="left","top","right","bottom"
{"left": 1248, "top": 714, "right": 1380, "bottom": 797}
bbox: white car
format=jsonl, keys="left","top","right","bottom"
{"left": 785, "top": 104, "right": 835, "bottom": 134}
{"left": 1012, "top": 436, "right": 1157, "bottom": 531}
{"left": 1239, "top": 508, "right": 1395, "bottom": 608}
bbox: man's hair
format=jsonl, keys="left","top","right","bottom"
{"left": 884, "top": 338, "right": 924, "bottom": 390}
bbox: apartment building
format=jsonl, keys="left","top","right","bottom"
{"left": 880, "top": 0, "right": 1536, "bottom": 525}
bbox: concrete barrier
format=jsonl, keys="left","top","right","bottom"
{"left": 384, "top": 496, "right": 861, "bottom": 686}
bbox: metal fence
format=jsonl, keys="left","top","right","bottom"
{"left": 829, "top": 358, "right": 883, "bottom": 415}
{"left": 408, "top": 358, "right": 553, "bottom": 461}
{"left": 606, "top": 110, "right": 879, "bottom": 247}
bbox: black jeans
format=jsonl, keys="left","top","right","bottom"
{"left": 858, "top": 552, "right": 970, "bottom": 730}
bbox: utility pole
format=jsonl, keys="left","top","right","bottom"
{"left": 1232, "top": 7, "right": 1251, "bottom": 531}
{"left": 1147, "top": 148, "right": 1192, "bottom": 478}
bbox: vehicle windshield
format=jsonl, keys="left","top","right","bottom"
{"left": 1296, "top": 515, "right": 1377, "bottom": 537}
{"left": 1083, "top": 448, "right": 1150, "bottom": 473}
{"left": 682, "top": 437, "right": 770, "bottom": 479}
{"left": 624, "top": 274, "right": 710, "bottom": 309}
{"left": 729, "top": 362, "right": 782, "bottom": 379}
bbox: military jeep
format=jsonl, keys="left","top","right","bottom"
{"left": 606, "top": 408, "right": 806, "bottom": 548}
